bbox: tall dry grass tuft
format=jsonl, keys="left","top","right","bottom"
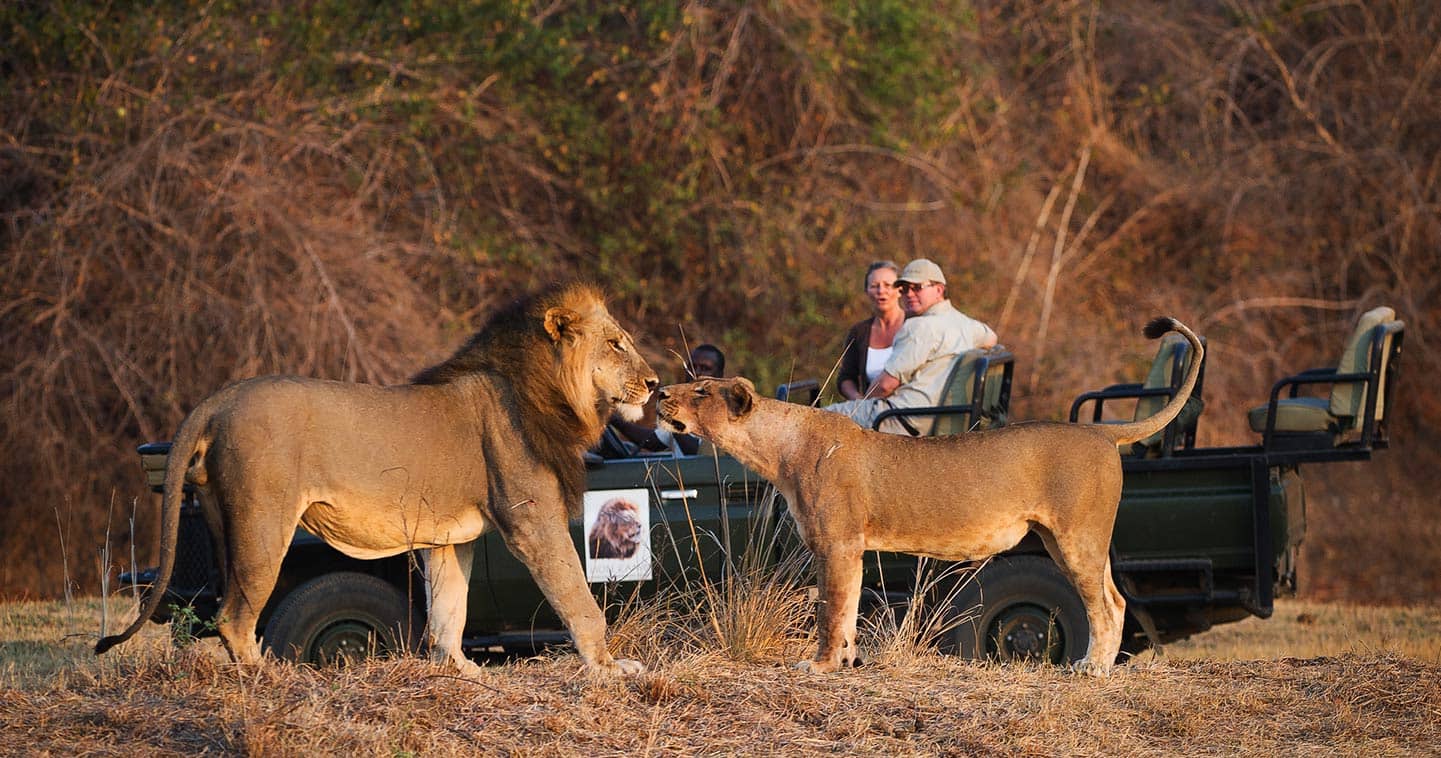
{"left": 608, "top": 486, "right": 815, "bottom": 667}
{"left": 695, "top": 545, "right": 814, "bottom": 664}
{"left": 861, "top": 558, "right": 981, "bottom": 667}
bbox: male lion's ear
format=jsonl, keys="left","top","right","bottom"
{"left": 544, "top": 307, "right": 580, "bottom": 343}
{"left": 725, "top": 379, "right": 755, "bottom": 420}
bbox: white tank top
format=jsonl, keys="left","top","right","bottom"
{"left": 865, "top": 346, "right": 893, "bottom": 387}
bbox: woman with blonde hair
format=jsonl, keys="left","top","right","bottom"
{"left": 836, "top": 260, "right": 905, "bottom": 400}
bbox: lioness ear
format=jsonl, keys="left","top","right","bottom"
{"left": 724, "top": 380, "right": 755, "bottom": 420}
{"left": 544, "top": 306, "right": 580, "bottom": 343}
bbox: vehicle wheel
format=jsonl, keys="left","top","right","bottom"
{"left": 261, "top": 572, "right": 424, "bottom": 667}
{"left": 945, "top": 555, "right": 1090, "bottom": 666}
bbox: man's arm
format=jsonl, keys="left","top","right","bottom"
{"left": 610, "top": 417, "right": 668, "bottom": 451}
{"left": 874, "top": 319, "right": 924, "bottom": 399}
{"left": 866, "top": 371, "right": 901, "bottom": 399}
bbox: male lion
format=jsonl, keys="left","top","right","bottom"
{"left": 657, "top": 316, "right": 1202, "bottom": 676}
{"left": 97, "top": 283, "right": 657, "bottom": 676}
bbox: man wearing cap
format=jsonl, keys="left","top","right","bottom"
{"left": 823, "top": 258, "right": 997, "bottom": 434}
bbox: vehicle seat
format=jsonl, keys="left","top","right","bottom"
{"left": 1133, "top": 333, "right": 1205, "bottom": 454}
{"left": 932, "top": 348, "right": 1012, "bottom": 435}
{"left": 1069, "top": 332, "right": 1206, "bottom": 458}
{"left": 775, "top": 379, "right": 820, "bottom": 405}
{"left": 1246, "top": 306, "right": 1403, "bottom": 450}
{"left": 138, "top": 441, "right": 172, "bottom": 492}
{"left": 594, "top": 425, "right": 640, "bottom": 459}
{"left": 872, "top": 346, "right": 1015, "bottom": 436}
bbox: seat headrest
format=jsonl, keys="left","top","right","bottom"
{"left": 1134, "top": 333, "right": 1194, "bottom": 447}
{"left": 1329, "top": 306, "right": 1396, "bottom": 419}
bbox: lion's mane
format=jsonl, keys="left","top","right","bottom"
{"left": 412, "top": 283, "right": 611, "bottom": 514}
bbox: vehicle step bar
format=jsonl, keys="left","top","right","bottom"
{"left": 1113, "top": 558, "right": 1216, "bottom": 605}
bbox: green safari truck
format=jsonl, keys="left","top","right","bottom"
{"left": 119, "top": 310, "right": 1404, "bottom": 666}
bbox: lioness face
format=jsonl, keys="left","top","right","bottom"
{"left": 657, "top": 377, "right": 756, "bottom": 437}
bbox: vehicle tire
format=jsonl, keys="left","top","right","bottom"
{"left": 944, "top": 555, "right": 1090, "bottom": 666}
{"left": 261, "top": 572, "right": 424, "bottom": 667}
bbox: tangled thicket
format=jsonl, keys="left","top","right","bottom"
{"left": 2, "top": 1, "right": 1436, "bottom": 600}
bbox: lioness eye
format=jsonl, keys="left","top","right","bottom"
{"left": 608, "top": 338, "right": 626, "bottom": 353}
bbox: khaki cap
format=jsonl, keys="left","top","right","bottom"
{"left": 897, "top": 258, "right": 946, "bottom": 285}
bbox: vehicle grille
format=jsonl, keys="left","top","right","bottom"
{"left": 172, "top": 498, "right": 217, "bottom": 593}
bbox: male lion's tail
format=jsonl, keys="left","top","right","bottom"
{"left": 1097, "top": 316, "right": 1204, "bottom": 447}
{"left": 95, "top": 399, "right": 215, "bottom": 656}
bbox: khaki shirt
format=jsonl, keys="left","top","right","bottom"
{"left": 884, "top": 300, "right": 997, "bottom": 412}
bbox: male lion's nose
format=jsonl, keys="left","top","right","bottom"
{"left": 646, "top": 377, "right": 660, "bottom": 392}
{"left": 657, "top": 386, "right": 669, "bottom": 400}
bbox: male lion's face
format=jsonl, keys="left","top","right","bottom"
{"left": 547, "top": 304, "right": 658, "bottom": 422}
{"left": 656, "top": 377, "right": 756, "bottom": 438}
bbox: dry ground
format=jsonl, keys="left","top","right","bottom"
{"left": 2, "top": 598, "right": 1438, "bottom": 756}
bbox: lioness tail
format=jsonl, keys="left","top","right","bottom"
{"left": 1099, "top": 316, "right": 1204, "bottom": 447}
{"left": 95, "top": 401, "right": 212, "bottom": 656}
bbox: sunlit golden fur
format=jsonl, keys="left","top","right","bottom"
{"left": 98, "top": 283, "right": 657, "bottom": 677}
{"left": 659, "top": 317, "right": 1202, "bottom": 675}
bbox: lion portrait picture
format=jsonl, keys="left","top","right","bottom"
{"left": 583, "top": 489, "right": 652, "bottom": 582}
{"left": 96, "top": 283, "right": 657, "bottom": 677}
{"left": 589, "top": 498, "right": 644, "bottom": 559}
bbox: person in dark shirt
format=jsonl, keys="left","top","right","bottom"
{"left": 604, "top": 344, "right": 724, "bottom": 456}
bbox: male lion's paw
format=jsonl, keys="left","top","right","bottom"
{"left": 1072, "top": 658, "right": 1114, "bottom": 678}
{"left": 615, "top": 658, "right": 645, "bottom": 676}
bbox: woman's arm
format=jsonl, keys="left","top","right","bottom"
{"left": 836, "top": 318, "right": 870, "bottom": 400}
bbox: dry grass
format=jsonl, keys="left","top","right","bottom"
{"left": 2, "top": 597, "right": 1438, "bottom": 756}
{"left": 1162, "top": 599, "right": 1441, "bottom": 664}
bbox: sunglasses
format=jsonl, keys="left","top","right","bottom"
{"left": 896, "top": 281, "right": 936, "bottom": 294}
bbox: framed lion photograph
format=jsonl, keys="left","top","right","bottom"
{"left": 583, "top": 489, "right": 652, "bottom": 582}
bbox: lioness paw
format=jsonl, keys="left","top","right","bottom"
{"left": 586, "top": 657, "right": 645, "bottom": 677}
{"left": 447, "top": 657, "right": 487, "bottom": 681}
{"left": 794, "top": 659, "right": 839, "bottom": 674}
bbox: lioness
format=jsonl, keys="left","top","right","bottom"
{"left": 657, "top": 317, "right": 1202, "bottom": 675}
{"left": 97, "top": 283, "right": 657, "bottom": 676}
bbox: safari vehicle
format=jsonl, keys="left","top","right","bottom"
{"left": 120, "top": 308, "right": 1403, "bottom": 666}
{"left": 961, "top": 306, "right": 1405, "bottom": 663}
